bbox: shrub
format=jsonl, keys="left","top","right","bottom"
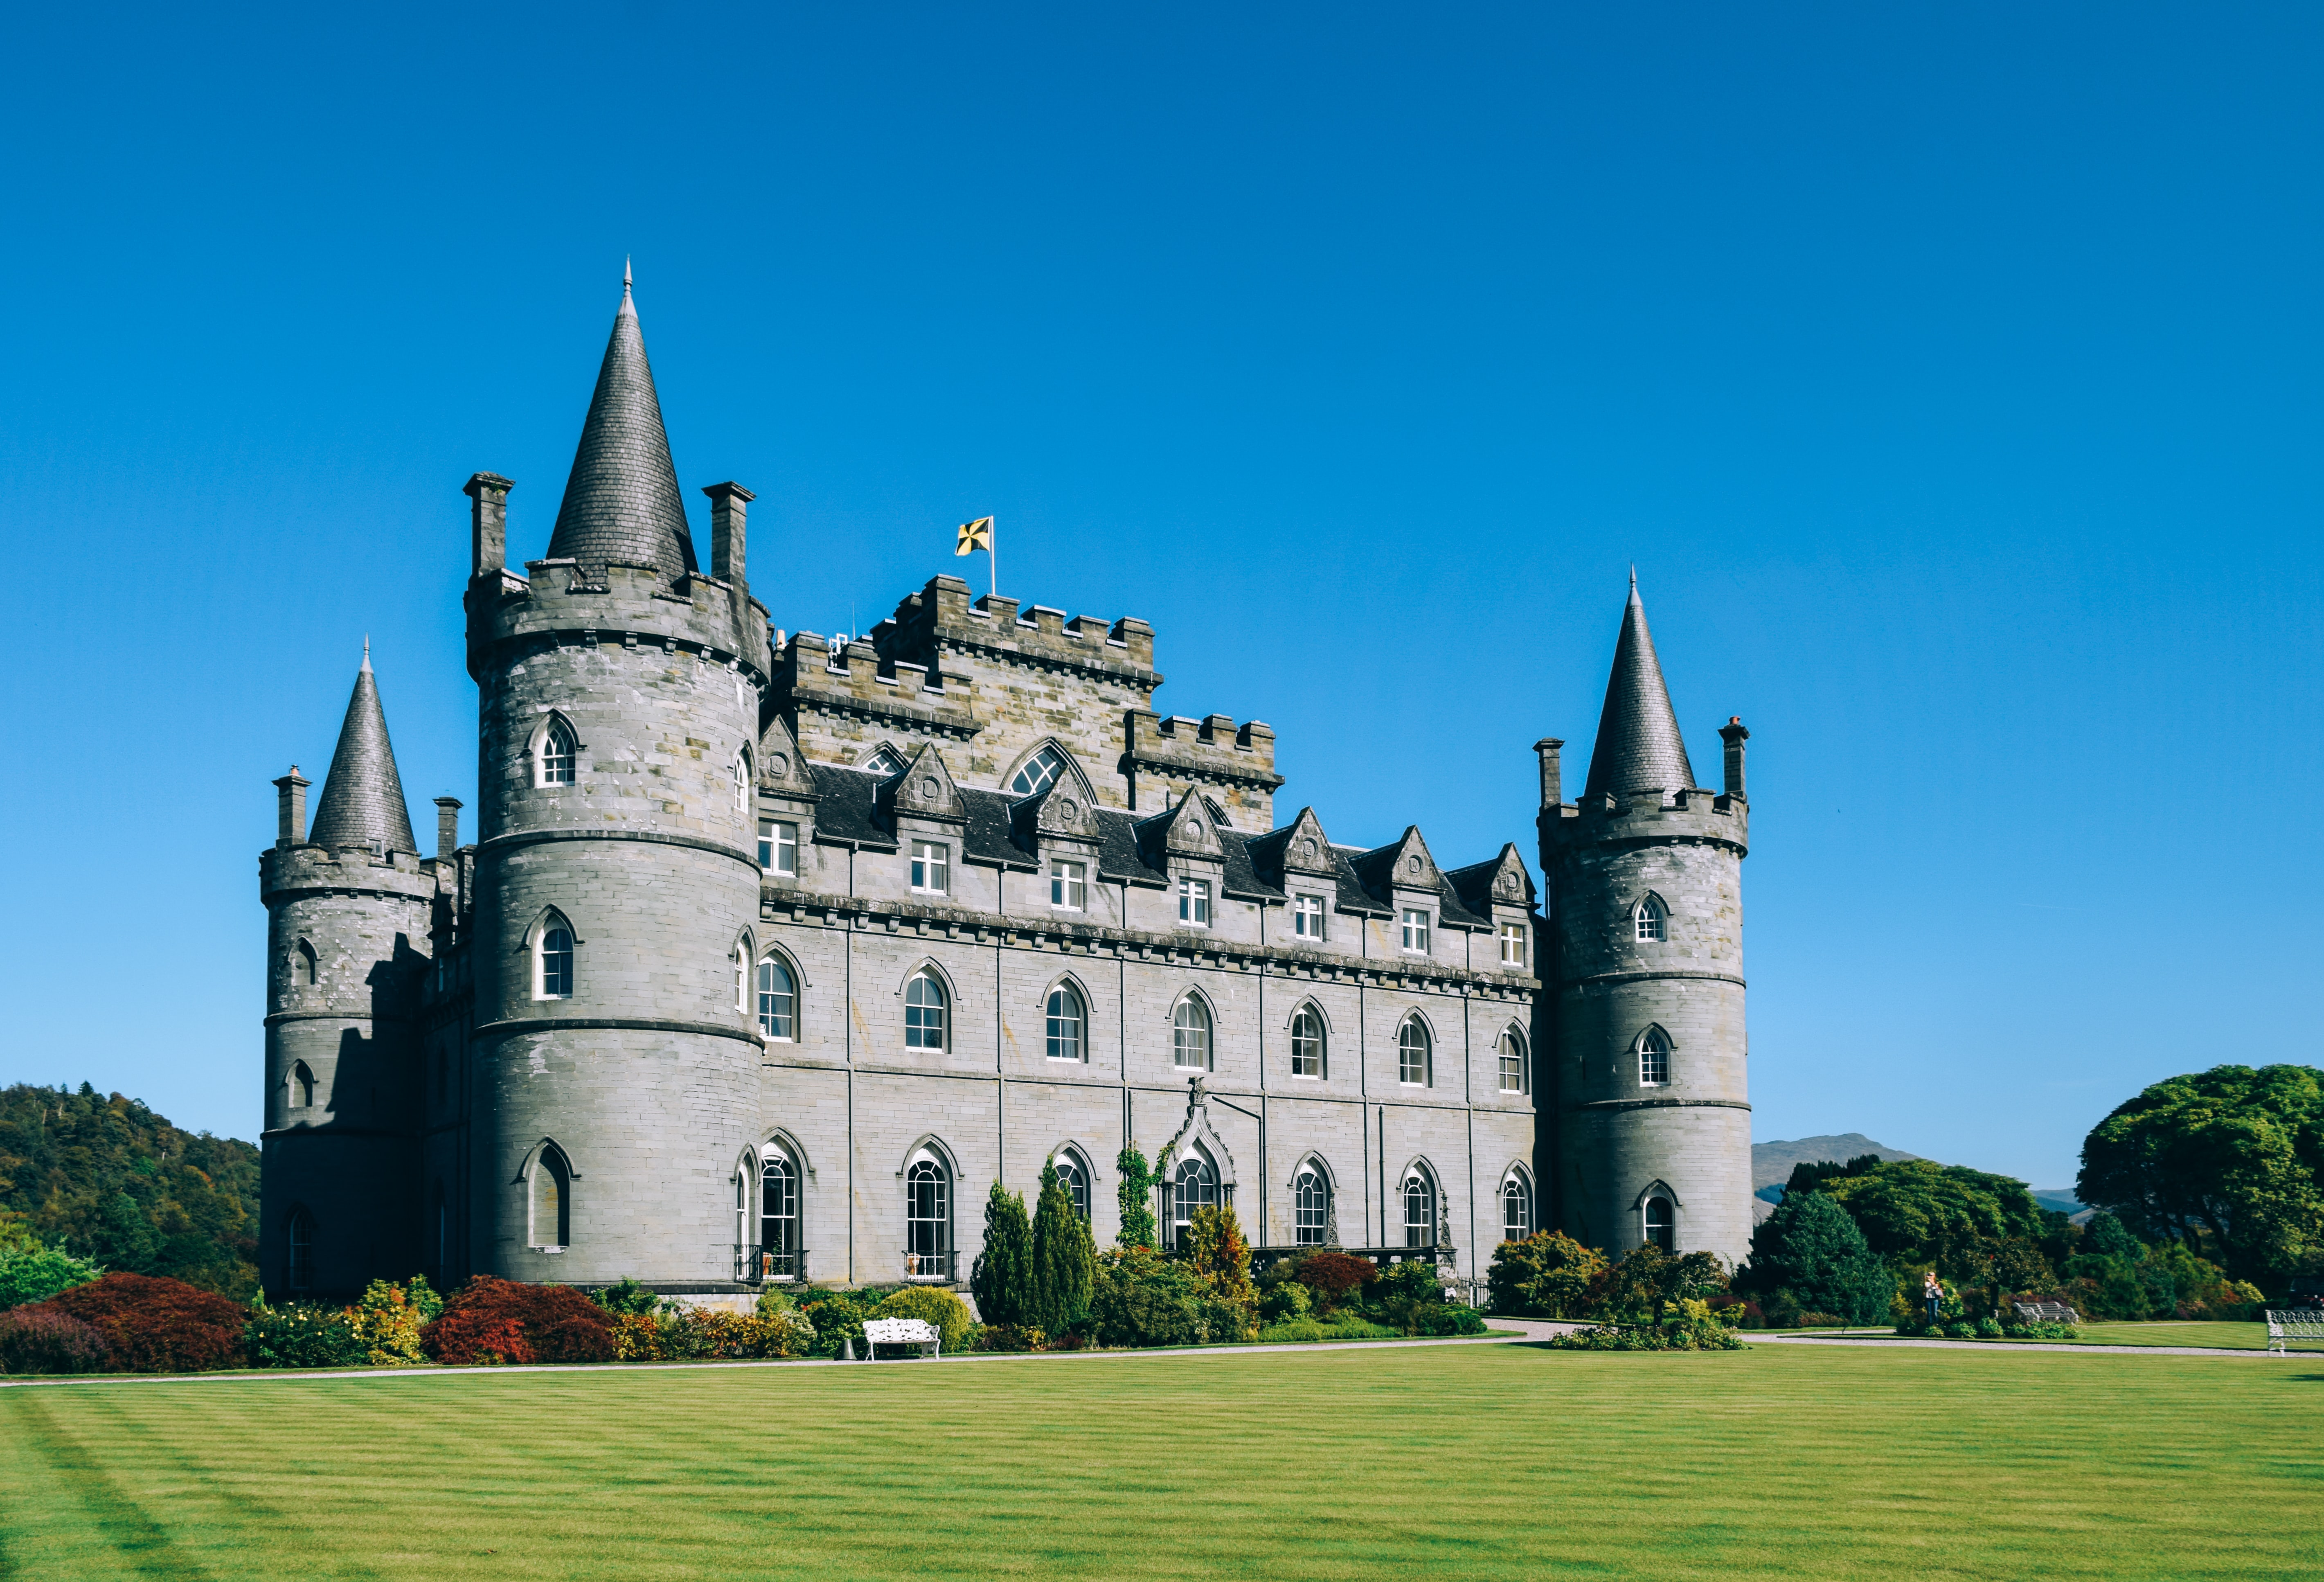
{"left": 1183, "top": 1206, "right": 1258, "bottom": 1342}
{"left": 41, "top": 1273, "right": 246, "bottom": 1372}
{"left": 797, "top": 1287, "right": 886, "bottom": 1358}
{"left": 0, "top": 1307, "right": 111, "bottom": 1373}
{"left": 876, "top": 1285, "right": 974, "bottom": 1354}
{"left": 970, "top": 1181, "right": 1033, "bottom": 1328}
{"left": 421, "top": 1277, "right": 615, "bottom": 1366}
{"left": 0, "top": 1242, "right": 104, "bottom": 1311}
{"left": 2004, "top": 1319, "right": 2079, "bottom": 1340}
{"left": 1945, "top": 1321, "right": 1976, "bottom": 1339}
{"left": 1975, "top": 1316, "right": 2004, "bottom": 1339}
{"left": 1088, "top": 1246, "right": 1207, "bottom": 1348}
{"left": 1256, "top": 1313, "right": 1398, "bottom": 1343}
{"left": 1549, "top": 1302, "right": 1742, "bottom": 1352}
{"left": 1799, "top": 1311, "right": 1847, "bottom": 1328}
{"left": 973, "top": 1323, "right": 1046, "bottom": 1352}
{"left": 1585, "top": 1246, "right": 1730, "bottom": 1324}
{"left": 1371, "top": 1259, "right": 1458, "bottom": 1335}
{"left": 1258, "top": 1280, "right": 1312, "bottom": 1323}
{"left": 592, "top": 1278, "right": 662, "bottom": 1316}
{"left": 1488, "top": 1230, "right": 1610, "bottom": 1317}
{"left": 610, "top": 1312, "right": 666, "bottom": 1361}
{"left": 1286, "top": 1251, "right": 1379, "bottom": 1315}
{"left": 1740, "top": 1192, "right": 1892, "bottom": 1325}
{"left": 245, "top": 1302, "right": 368, "bottom": 1368}
{"left": 350, "top": 1278, "right": 438, "bottom": 1365}
{"left": 1029, "top": 1163, "right": 1097, "bottom": 1334}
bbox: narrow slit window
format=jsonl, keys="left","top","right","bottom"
{"left": 286, "top": 1208, "right": 315, "bottom": 1290}
{"left": 539, "top": 926, "right": 574, "bottom": 999}
{"left": 531, "top": 1149, "right": 570, "bottom": 1248}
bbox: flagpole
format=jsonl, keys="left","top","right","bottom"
{"left": 990, "top": 517, "right": 997, "bottom": 602}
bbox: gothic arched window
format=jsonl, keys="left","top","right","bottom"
{"left": 905, "top": 1153, "right": 953, "bottom": 1280}
{"left": 757, "top": 956, "right": 797, "bottom": 1041}
{"left": 539, "top": 719, "right": 577, "bottom": 786}
{"left": 1290, "top": 1006, "right": 1325, "bottom": 1079}
{"left": 293, "top": 940, "right": 317, "bottom": 987}
{"left": 1398, "top": 1016, "right": 1432, "bottom": 1087}
{"left": 860, "top": 745, "right": 906, "bottom": 777}
{"left": 734, "top": 750, "right": 752, "bottom": 816}
{"left": 1294, "top": 1163, "right": 1331, "bottom": 1246}
{"left": 1638, "top": 1029, "right": 1670, "bottom": 1088}
{"left": 1502, "top": 1171, "right": 1534, "bottom": 1242}
{"left": 1171, "top": 1150, "right": 1220, "bottom": 1248}
{"left": 905, "top": 971, "right": 948, "bottom": 1051}
{"left": 1052, "top": 1148, "right": 1092, "bottom": 1222}
{"left": 286, "top": 1207, "right": 315, "bottom": 1291}
{"left": 531, "top": 1146, "right": 570, "bottom": 1248}
{"left": 1011, "top": 744, "right": 1069, "bottom": 796}
{"left": 1644, "top": 1195, "right": 1675, "bottom": 1251}
{"left": 537, "top": 919, "right": 574, "bottom": 1001}
{"left": 761, "top": 1146, "right": 801, "bottom": 1279}
{"left": 1173, "top": 996, "right": 1212, "bottom": 1071}
{"left": 289, "top": 1061, "right": 315, "bottom": 1109}
{"left": 1498, "top": 1029, "right": 1529, "bottom": 1095}
{"left": 1633, "top": 894, "right": 1667, "bottom": 942}
{"left": 1045, "top": 984, "right": 1085, "bottom": 1061}
{"left": 1403, "top": 1165, "right": 1438, "bottom": 1248}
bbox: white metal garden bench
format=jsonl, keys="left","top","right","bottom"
{"left": 2264, "top": 1310, "right": 2324, "bottom": 1356}
{"left": 861, "top": 1318, "right": 940, "bottom": 1360}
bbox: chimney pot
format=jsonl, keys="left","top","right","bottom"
{"left": 272, "top": 766, "right": 311, "bottom": 849}
{"left": 1533, "top": 738, "right": 1565, "bottom": 812}
{"left": 1718, "top": 718, "right": 1750, "bottom": 800}
{"left": 433, "top": 796, "right": 463, "bottom": 861}
{"left": 465, "top": 473, "right": 514, "bottom": 579}
{"left": 703, "top": 482, "right": 755, "bottom": 586}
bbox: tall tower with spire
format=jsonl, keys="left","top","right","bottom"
{"left": 459, "top": 268, "right": 772, "bottom": 1286}
{"left": 257, "top": 648, "right": 432, "bottom": 1294}
{"left": 1536, "top": 575, "right": 1752, "bottom": 1267}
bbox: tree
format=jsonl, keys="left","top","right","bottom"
{"left": 2077, "top": 1064, "right": 2324, "bottom": 1287}
{"left": 969, "top": 1181, "right": 1032, "bottom": 1328}
{"left": 1820, "top": 1160, "right": 2049, "bottom": 1284}
{"left": 1741, "top": 1190, "right": 1892, "bottom": 1324}
{"left": 1028, "top": 1162, "right": 1096, "bottom": 1333}
{"left": 1115, "top": 1145, "right": 1162, "bottom": 1248}
{"left": 1486, "top": 1231, "right": 1609, "bottom": 1317}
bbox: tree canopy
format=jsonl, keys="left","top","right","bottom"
{"left": 1740, "top": 1189, "right": 1894, "bottom": 1323}
{"left": 1819, "top": 1159, "right": 2047, "bottom": 1281}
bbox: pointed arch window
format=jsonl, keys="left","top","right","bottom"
{"left": 1052, "top": 1148, "right": 1092, "bottom": 1221}
{"left": 286, "top": 1207, "right": 315, "bottom": 1291}
{"left": 530, "top": 1146, "right": 571, "bottom": 1249}
{"left": 861, "top": 745, "right": 906, "bottom": 777}
{"left": 1398, "top": 1016, "right": 1432, "bottom": 1087}
{"left": 1638, "top": 1029, "right": 1670, "bottom": 1088}
{"left": 1633, "top": 895, "right": 1667, "bottom": 942}
{"left": 1172, "top": 995, "right": 1213, "bottom": 1071}
{"left": 1403, "top": 1165, "right": 1439, "bottom": 1248}
{"left": 1011, "top": 744, "right": 1069, "bottom": 796}
{"left": 757, "top": 956, "right": 797, "bottom": 1041}
{"left": 1502, "top": 1171, "right": 1534, "bottom": 1242}
{"left": 537, "top": 923, "right": 574, "bottom": 1000}
{"left": 1170, "top": 1148, "right": 1219, "bottom": 1249}
{"left": 1290, "top": 1006, "right": 1326, "bottom": 1079}
{"left": 905, "top": 1152, "right": 953, "bottom": 1280}
{"left": 1644, "top": 1195, "right": 1674, "bottom": 1251}
{"left": 1498, "top": 1029, "right": 1529, "bottom": 1095}
{"left": 539, "top": 719, "right": 577, "bottom": 786}
{"left": 760, "top": 1145, "right": 801, "bottom": 1280}
{"left": 734, "top": 749, "right": 752, "bottom": 816}
{"left": 1294, "top": 1163, "right": 1331, "bottom": 1246}
{"left": 293, "top": 940, "right": 318, "bottom": 987}
{"left": 1045, "top": 983, "right": 1085, "bottom": 1061}
{"left": 905, "top": 970, "right": 948, "bottom": 1051}
{"left": 289, "top": 1061, "right": 315, "bottom": 1110}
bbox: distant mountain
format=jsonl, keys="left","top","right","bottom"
{"left": 1751, "top": 1134, "right": 1923, "bottom": 1190}
{"left": 2031, "top": 1189, "right": 2087, "bottom": 1217}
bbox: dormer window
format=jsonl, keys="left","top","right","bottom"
{"left": 1049, "top": 859, "right": 1086, "bottom": 910}
{"left": 1499, "top": 921, "right": 1527, "bottom": 967}
{"left": 1012, "top": 745, "right": 1068, "bottom": 796}
{"left": 539, "top": 720, "right": 576, "bottom": 786}
{"left": 861, "top": 745, "right": 905, "bottom": 777}
{"left": 1293, "top": 895, "right": 1325, "bottom": 941}
{"left": 1178, "top": 878, "right": 1212, "bottom": 928}
{"left": 1400, "top": 909, "right": 1430, "bottom": 954}
{"left": 759, "top": 820, "right": 797, "bottom": 877}
{"left": 1634, "top": 895, "right": 1667, "bottom": 942}
{"left": 911, "top": 841, "right": 949, "bottom": 895}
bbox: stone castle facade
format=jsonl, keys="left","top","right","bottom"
{"left": 256, "top": 277, "right": 1755, "bottom": 1302}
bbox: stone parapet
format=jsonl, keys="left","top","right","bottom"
{"left": 465, "top": 560, "right": 773, "bottom": 688}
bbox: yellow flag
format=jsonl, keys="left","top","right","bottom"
{"left": 955, "top": 516, "right": 993, "bottom": 555}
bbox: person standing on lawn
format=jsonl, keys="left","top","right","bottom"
{"left": 1924, "top": 1273, "right": 1944, "bottom": 1325}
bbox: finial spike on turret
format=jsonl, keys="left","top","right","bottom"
{"left": 362, "top": 635, "right": 371, "bottom": 672}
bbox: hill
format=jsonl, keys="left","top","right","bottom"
{"left": 1751, "top": 1134, "right": 1923, "bottom": 1190}
{"left": 0, "top": 1083, "right": 261, "bottom": 1299}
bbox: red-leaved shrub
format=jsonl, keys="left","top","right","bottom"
{"left": 0, "top": 1306, "right": 113, "bottom": 1374}
{"left": 422, "top": 1278, "right": 615, "bottom": 1366}
{"left": 1289, "top": 1251, "right": 1381, "bottom": 1313}
{"left": 39, "top": 1273, "right": 247, "bottom": 1372}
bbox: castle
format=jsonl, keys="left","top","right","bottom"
{"left": 257, "top": 276, "right": 1754, "bottom": 1303}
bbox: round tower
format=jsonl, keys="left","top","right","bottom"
{"left": 258, "top": 649, "right": 430, "bottom": 1297}
{"left": 463, "top": 270, "right": 773, "bottom": 1287}
{"left": 1538, "top": 577, "right": 1752, "bottom": 1268}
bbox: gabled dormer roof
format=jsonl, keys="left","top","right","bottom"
{"left": 307, "top": 645, "right": 417, "bottom": 854}
{"left": 1583, "top": 571, "right": 1696, "bottom": 799}
{"left": 545, "top": 266, "right": 700, "bottom": 584}
{"left": 1351, "top": 825, "right": 1443, "bottom": 899}
{"left": 1153, "top": 791, "right": 1224, "bottom": 861}
{"left": 755, "top": 716, "right": 818, "bottom": 798}
{"left": 1023, "top": 753, "right": 1101, "bottom": 843}
{"left": 881, "top": 742, "right": 966, "bottom": 823}
{"left": 1445, "top": 845, "right": 1536, "bottom": 915}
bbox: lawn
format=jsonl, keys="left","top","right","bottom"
{"left": 3, "top": 1342, "right": 2318, "bottom": 1580}
{"left": 1782, "top": 1321, "right": 2317, "bottom": 1351}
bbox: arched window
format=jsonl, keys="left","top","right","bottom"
{"left": 1644, "top": 1196, "right": 1674, "bottom": 1251}
{"left": 734, "top": 750, "right": 752, "bottom": 816}
{"left": 860, "top": 745, "right": 905, "bottom": 777}
{"left": 905, "top": 971, "right": 948, "bottom": 1051}
{"left": 531, "top": 1146, "right": 570, "bottom": 1248}
{"left": 1398, "top": 1016, "right": 1432, "bottom": 1086}
{"left": 539, "top": 719, "right": 577, "bottom": 786}
{"left": 293, "top": 940, "right": 317, "bottom": 987}
{"left": 1290, "top": 1006, "right": 1326, "bottom": 1079}
{"left": 732, "top": 1165, "right": 752, "bottom": 1268}
{"left": 905, "top": 1154, "right": 952, "bottom": 1280}
{"left": 761, "top": 1146, "right": 801, "bottom": 1279}
{"left": 1638, "top": 1029, "right": 1670, "bottom": 1087}
{"left": 289, "top": 1061, "right": 315, "bottom": 1109}
{"left": 757, "top": 956, "right": 797, "bottom": 1041}
{"left": 1403, "top": 1165, "right": 1438, "bottom": 1248}
{"left": 1052, "top": 1149, "right": 1091, "bottom": 1222}
{"left": 538, "top": 924, "right": 574, "bottom": 1000}
{"left": 1502, "top": 1172, "right": 1534, "bottom": 1242}
{"left": 1172, "top": 996, "right": 1212, "bottom": 1071}
{"left": 1498, "top": 1029, "right": 1529, "bottom": 1095}
{"left": 1294, "top": 1163, "right": 1331, "bottom": 1246}
{"left": 1170, "top": 1149, "right": 1220, "bottom": 1249}
{"left": 1011, "top": 744, "right": 1069, "bottom": 796}
{"left": 1045, "top": 984, "right": 1085, "bottom": 1061}
{"left": 286, "top": 1207, "right": 315, "bottom": 1291}
{"left": 1633, "top": 894, "right": 1666, "bottom": 942}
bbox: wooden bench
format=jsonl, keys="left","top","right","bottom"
{"left": 2265, "top": 1310, "right": 2324, "bottom": 1356}
{"left": 861, "top": 1318, "right": 941, "bottom": 1360}
{"left": 2011, "top": 1300, "right": 2082, "bottom": 1326}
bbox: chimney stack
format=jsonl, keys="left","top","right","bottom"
{"left": 1719, "top": 717, "right": 1749, "bottom": 800}
{"left": 433, "top": 796, "right": 463, "bottom": 861}
{"left": 703, "top": 482, "right": 754, "bottom": 586}
{"left": 273, "top": 766, "right": 310, "bottom": 849}
{"left": 465, "top": 472, "right": 514, "bottom": 579}
{"left": 1533, "top": 738, "right": 1564, "bottom": 811}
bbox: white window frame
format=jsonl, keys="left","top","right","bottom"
{"left": 1499, "top": 921, "right": 1527, "bottom": 967}
{"left": 1289, "top": 1006, "right": 1326, "bottom": 1080}
{"left": 734, "top": 750, "right": 751, "bottom": 816}
{"left": 1172, "top": 995, "right": 1213, "bottom": 1070}
{"left": 1293, "top": 1165, "right": 1329, "bottom": 1246}
{"left": 1045, "top": 983, "right": 1085, "bottom": 1061}
{"left": 1502, "top": 1172, "right": 1533, "bottom": 1242}
{"left": 1011, "top": 744, "right": 1069, "bottom": 796}
{"left": 1052, "top": 1148, "right": 1092, "bottom": 1221}
{"left": 1049, "top": 859, "right": 1087, "bottom": 911}
{"left": 536, "top": 923, "right": 574, "bottom": 1001}
{"left": 759, "top": 819, "right": 798, "bottom": 877}
{"left": 910, "top": 840, "right": 950, "bottom": 895}
{"left": 1634, "top": 895, "right": 1666, "bottom": 942}
{"left": 538, "top": 719, "right": 577, "bottom": 787}
{"left": 1400, "top": 908, "right": 1431, "bottom": 954}
{"left": 905, "top": 970, "right": 948, "bottom": 1051}
{"left": 757, "top": 955, "right": 797, "bottom": 1041}
{"left": 1398, "top": 1016, "right": 1431, "bottom": 1087}
{"left": 905, "top": 1152, "right": 953, "bottom": 1280}
{"left": 1293, "top": 894, "right": 1325, "bottom": 941}
{"left": 1498, "top": 1030, "right": 1529, "bottom": 1095}
{"left": 1178, "top": 877, "right": 1212, "bottom": 928}
{"left": 1639, "top": 1030, "right": 1671, "bottom": 1088}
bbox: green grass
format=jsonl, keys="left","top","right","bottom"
{"left": 1786, "top": 1321, "right": 2319, "bottom": 1352}
{"left": 3, "top": 1342, "right": 2319, "bottom": 1580}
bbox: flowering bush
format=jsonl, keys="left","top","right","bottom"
{"left": 350, "top": 1278, "right": 440, "bottom": 1365}
{"left": 245, "top": 1302, "right": 369, "bottom": 1368}
{"left": 0, "top": 1306, "right": 112, "bottom": 1373}
{"left": 421, "top": 1278, "right": 615, "bottom": 1366}
{"left": 38, "top": 1273, "right": 246, "bottom": 1372}
{"left": 606, "top": 1302, "right": 813, "bottom": 1361}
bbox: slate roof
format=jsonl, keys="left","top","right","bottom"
{"left": 1347, "top": 841, "right": 1489, "bottom": 930}
{"left": 307, "top": 648, "right": 417, "bottom": 853}
{"left": 1582, "top": 571, "right": 1696, "bottom": 798}
{"left": 544, "top": 271, "right": 700, "bottom": 583}
{"left": 1443, "top": 853, "right": 1528, "bottom": 919}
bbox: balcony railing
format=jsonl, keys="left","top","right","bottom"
{"left": 903, "top": 1247, "right": 957, "bottom": 1282}
{"left": 732, "top": 1244, "right": 808, "bottom": 1284}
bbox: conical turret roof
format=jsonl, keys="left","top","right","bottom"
{"left": 545, "top": 266, "right": 699, "bottom": 582}
{"left": 1581, "top": 572, "right": 1697, "bottom": 799}
{"left": 307, "top": 644, "right": 418, "bottom": 853}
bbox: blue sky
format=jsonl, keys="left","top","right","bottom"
{"left": 1, "top": 4, "right": 2317, "bottom": 1185}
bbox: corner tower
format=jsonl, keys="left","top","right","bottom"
{"left": 462, "top": 269, "right": 773, "bottom": 1286}
{"left": 258, "top": 647, "right": 431, "bottom": 1296}
{"left": 1538, "top": 575, "right": 1752, "bottom": 1267}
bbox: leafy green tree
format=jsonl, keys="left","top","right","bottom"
{"left": 1114, "top": 1145, "right": 1162, "bottom": 1248}
{"left": 969, "top": 1181, "right": 1032, "bottom": 1327}
{"left": 1819, "top": 1160, "right": 2048, "bottom": 1283}
{"left": 1486, "top": 1230, "right": 1608, "bottom": 1317}
{"left": 1742, "top": 1190, "right": 1892, "bottom": 1324}
{"left": 0, "top": 1241, "right": 104, "bottom": 1310}
{"left": 2077, "top": 1063, "right": 2324, "bottom": 1287}
{"left": 1028, "top": 1162, "right": 1096, "bottom": 1333}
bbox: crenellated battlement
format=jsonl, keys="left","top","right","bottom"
{"left": 259, "top": 836, "right": 445, "bottom": 906}
{"left": 873, "top": 575, "right": 1160, "bottom": 686}
{"left": 1542, "top": 785, "right": 1749, "bottom": 855}
{"left": 1124, "top": 709, "right": 1284, "bottom": 829}
{"left": 464, "top": 559, "right": 773, "bottom": 688}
